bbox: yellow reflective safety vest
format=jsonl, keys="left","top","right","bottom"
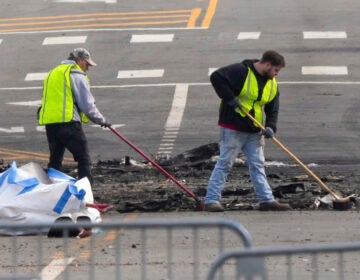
{"left": 38, "top": 63, "right": 89, "bottom": 125}
{"left": 235, "top": 67, "right": 277, "bottom": 127}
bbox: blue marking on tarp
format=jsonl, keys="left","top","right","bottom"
{"left": 53, "top": 187, "right": 72, "bottom": 214}
{"left": 69, "top": 184, "right": 86, "bottom": 200}
{"left": 53, "top": 184, "right": 86, "bottom": 214}
{"left": 16, "top": 178, "right": 41, "bottom": 195}
{"left": 0, "top": 162, "right": 40, "bottom": 195}
{"left": 47, "top": 168, "right": 76, "bottom": 182}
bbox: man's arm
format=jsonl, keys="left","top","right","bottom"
{"left": 264, "top": 91, "right": 280, "bottom": 133}
{"left": 210, "top": 63, "right": 248, "bottom": 104}
{"left": 71, "top": 73, "right": 108, "bottom": 125}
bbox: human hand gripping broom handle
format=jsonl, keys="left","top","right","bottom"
{"left": 240, "top": 108, "right": 340, "bottom": 199}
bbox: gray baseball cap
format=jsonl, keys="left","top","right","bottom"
{"left": 70, "top": 48, "right": 97, "bottom": 66}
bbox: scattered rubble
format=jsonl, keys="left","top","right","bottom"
{"left": 89, "top": 143, "right": 360, "bottom": 212}
{"left": 2, "top": 143, "right": 360, "bottom": 212}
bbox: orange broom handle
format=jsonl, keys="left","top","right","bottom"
{"left": 240, "top": 108, "right": 340, "bottom": 199}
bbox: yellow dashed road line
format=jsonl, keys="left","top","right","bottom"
{"left": 202, "top": 0, "right": 218, "bottom": 28}
{"left": 0, "top": 147, "right": 74, "bottom": 163}
{"left": 0, "top": 10, "right": 196, "bottom": 33}
{"left": 187, "top": 8, "right": 202, "bottom": 28}
{"left": 0, "top": 1, "right": 218, "bottom": 33}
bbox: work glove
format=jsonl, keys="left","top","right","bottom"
{"left": 227, "top": 97, "right": 241, "bottom": 109}
{"left": 100, "top": 121, "right": 111, "bottom": 128}
{"left": 262, "top": 127, "right": 274, "bottom": 138}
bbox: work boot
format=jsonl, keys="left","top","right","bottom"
{"left": 205, "top": 203, "right": 225, "bottom": 212}
{"left": 259, "top": 201, "right": 292, "bottom": 211}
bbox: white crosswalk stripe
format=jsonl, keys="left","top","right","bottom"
{"left": 130, "top": 34, "right": 174, "bottom": 43}
{"left": 42, "top": 36, "right": 87, "bottom": 45}
{"left": 25, "top": 73, "right": 48, "bottom": 81}
{"left": 117, "top": 69, "right": 164, "bottom": 79}
{"left": 237, "top": 32, "right": 261, "bottom": 40}
{"left": 303, "top": 31, "right": 347, "bottom": 39}
{"left": 302, "top": 66, "right": 348, "bottom": 75}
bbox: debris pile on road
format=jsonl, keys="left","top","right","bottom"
{"left": 86, "top": 143, "right": 360, "bottom": 212}
{"left": 1, "top": 143, "right": 359, "bottom": 212}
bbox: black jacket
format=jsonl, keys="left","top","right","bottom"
{"left": 210, "top": 59, "right": 279, "bottom": 133}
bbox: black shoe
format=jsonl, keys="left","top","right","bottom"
{"left": 259, "top": 201, "right": 292, "bottom": 211}
{"left": 205, "top": 203, "right": 225, "bottom": 212}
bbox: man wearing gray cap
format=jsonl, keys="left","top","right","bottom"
{"left": 38, "top": 48, "right": 110, "bottom": 186}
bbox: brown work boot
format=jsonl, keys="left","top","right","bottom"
{"left": 205, "top": 203, "right": 225, "bottom": 212}
{"left": 259, "top": 201, "right": 292, "bottom": 211}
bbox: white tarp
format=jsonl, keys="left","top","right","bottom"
{"left": 0, "top": 161, "right": 101, "bottom": 235}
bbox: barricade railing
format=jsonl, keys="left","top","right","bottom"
{"left": 207, "top": 242, "right": 360, "bottom": 280}
{"left": 0, "top": 217, "right": 252, "bottom": 280}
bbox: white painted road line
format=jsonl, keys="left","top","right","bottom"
{"left": 162, "top": 134, "right": 177, "bottom": 138}
{"left": 162, "top": 131, "right": 179, "bottom": 134}
{"left": 237, "top": 32, "right": 261, "bottom": 40}
{"left": 43, "top": 36, "right": 87, "bottom": 45}
{"left": 7, "top": 100, "right": 41, "bottom": 106}
{"left": 303, "top": 31, "right": 347, "bottom": 39}
{"left": 159, "top": 143, "right": 175, "bottom": 147}
{"left": 165, "top": 84, "right": 188, "bottom": 129}
{"left": 208, "top": 68, "right": 217, "bottom": 76}
{"left": 39, "top": 257, "right": 75, "bottom": 280}
{"left": 0, "top": 39, "right": 2, "bottom": 44}
{"left": 158, "top": 84, "right": 188, "bottom": 155}
{"left": 6, "top": 81, "right": 360, "bottom": 92}
{"left": 117, "top": 69, "right": 164, "bottom": 79}
{"left": 0, "top": 127, "right": 25, "bottom": 133}
{"left": 161, "top": 138, "right": 176, "bottom": 142}
{"left": 130, "top": 34, "right": 174, "bottom": 43}
{"left": 302, "top": 66, "right": 348, "bottom": 75}
{"left": 36, "top": 126, "right": 46, "bottom": 132}
{"left": 25, "top": 73, "right": 47, "bottom": 81}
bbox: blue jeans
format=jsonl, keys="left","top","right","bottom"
{"left": 205, "top": 127, "right": 275, "bottom": 204}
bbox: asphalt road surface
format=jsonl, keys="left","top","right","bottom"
{"left": 2, "top": 0, "right": 360, "bottom": 279}
{"left": 1, "top": 0, "right": 360, "bottom": 169}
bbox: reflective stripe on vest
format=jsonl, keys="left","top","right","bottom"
{"left": 235, "top": 67, "right": 277, "bottom": 127}
{"left": 38, "top": 64, "right": 89, "bottom": 125}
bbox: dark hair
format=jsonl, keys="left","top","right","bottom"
{"left": 260, "top": 50, "right": 285, "bottom": 67}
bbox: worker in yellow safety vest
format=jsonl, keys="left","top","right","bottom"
{"left": 205, "top": 50, "right": 292, "bottom": 212}
{"left": 38, "top": 48, "right": 110, "bottom": 185}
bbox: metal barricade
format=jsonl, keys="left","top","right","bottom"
{"left": 0, "top": 217, "right": 252, "bottom": 280}
{"left": 207, "top": 242, "right": 360, "bottom": 280}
